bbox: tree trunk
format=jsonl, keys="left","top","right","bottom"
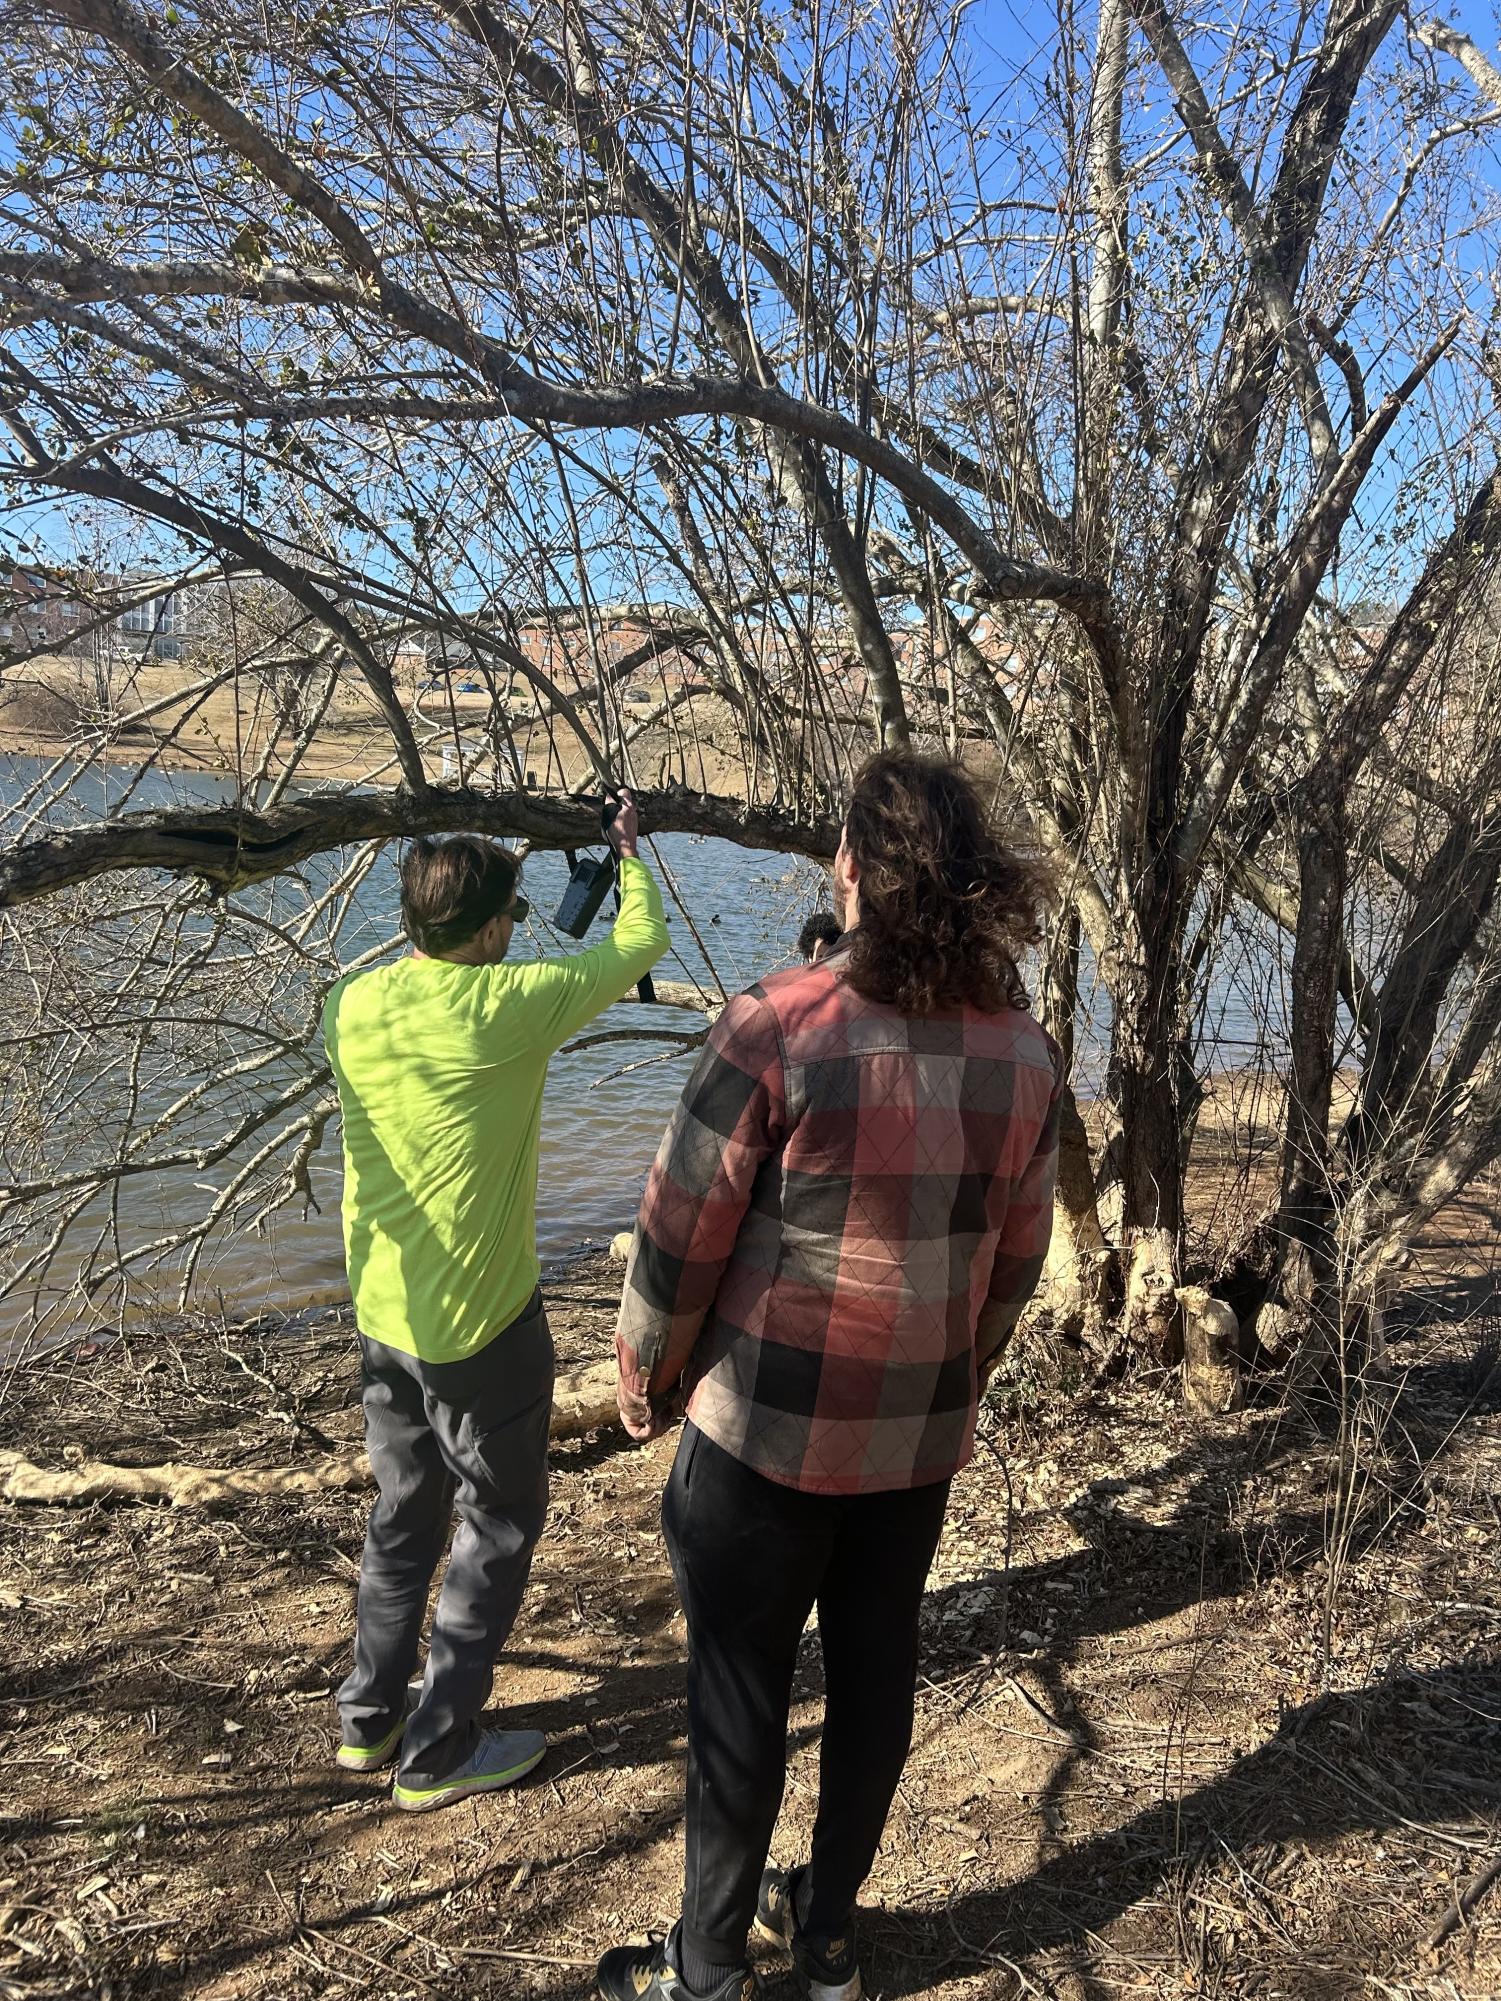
{"left": 1038, "top": 1085, "right": 1116, "bottom": 1355}
{"left": 1113, "top": 915, "right": 1189, "bottom": 1364}
{"left": 1276, "top": 798, "right": 1349, "bottom": 1387}
{"left": 1034, "top": 914, "right": 1118, "bottom": 1357}
{"left": 0, "top": 1359, "right": 625, "bottom": 1508}
{"left": 1176, "top": 1286, "right": 1244, "bottom": 1414}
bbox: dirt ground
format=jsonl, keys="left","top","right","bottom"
{"left": 3, "top": 1249, "right": 1500, "bottom": 2001}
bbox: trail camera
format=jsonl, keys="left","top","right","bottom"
{"left": 553, "top": 798, "right": 620, "bottom": 938}
{"left": 554, "top": 855, "right": 615, "bottom": 937}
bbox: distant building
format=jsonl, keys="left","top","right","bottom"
{"left": 115, "top": 587, "right": 187, "bottom": 661}
{"left": 1, "top": 569, "right": 88, "bottom": 657}
{"left": 2, "top": 568, "right": 196, "bottom": 663}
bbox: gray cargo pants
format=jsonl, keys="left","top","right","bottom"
{"left": 337, "top": 1289, "right": 553, "bottom": 1783}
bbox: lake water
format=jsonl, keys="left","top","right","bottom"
{"left": 0, "top": 755, "right": 829, "bottom": 1341}
{"left": 0, "top": 754, "right": 1297, "bottom": 1344}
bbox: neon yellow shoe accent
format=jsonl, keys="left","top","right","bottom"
{"left": 392, "top": 1729, "right": 546, "bottom": 1811}
{"left": 336, "top": 1713, "right": 407, "bottom": 1772}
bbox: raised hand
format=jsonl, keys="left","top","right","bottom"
{"left": 605, "top": 788, "right": 639, "bottom": 860}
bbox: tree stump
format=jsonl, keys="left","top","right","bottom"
{"left": 1175, "top": 1285, "right": 1243, "bottom": 1414}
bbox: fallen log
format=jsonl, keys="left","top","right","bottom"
{"left": 0, "top": 1359, "right": 621, "bottom": 1507}
{"left": 0, "top": 1445, "right": 371, "bottom": 1507}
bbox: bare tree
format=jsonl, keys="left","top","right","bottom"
{"left": 3, "top": 0, "right": 1501, "bottom": 1378}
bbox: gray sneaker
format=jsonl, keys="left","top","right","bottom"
{"left": 336, "top": 1682, "right": 422, "bottom": 1773}
{"left": 392, "top": 1727, "right": 546, "bottom": 1812}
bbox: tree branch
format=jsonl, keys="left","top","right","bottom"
{"left": 1184, "top": 319, "right": 1462, "bottom": 862}
{"left": 1415, "top": 17, "right": 1501, "bottom": 114}
{"left": 2, "top": 276, "right": 1125, "bottom": 719}
{"left": 1128, "top": 0, "right": 1339, "bottom": 473}
{"left": 0, "top": 785, "right": 839, "bottom": 906}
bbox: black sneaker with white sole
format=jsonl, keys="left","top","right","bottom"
{"left": 755, "top": 1866, "right": 861, "bottom": 2001}
{"left": 596, "top": 1924, "right": 757, "bottom": 2001}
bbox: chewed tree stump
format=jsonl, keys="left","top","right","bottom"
{"left": 1175, "top": 1285, "right": 1244, "bottom": 1415}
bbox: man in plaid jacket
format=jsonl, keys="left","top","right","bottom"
{"left": 597, "top": 753, "right": 1062, "bottom": 2001}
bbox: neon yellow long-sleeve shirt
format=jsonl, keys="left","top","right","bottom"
{"left": 323, "top": 856, "right": 669, "bottom": 1361}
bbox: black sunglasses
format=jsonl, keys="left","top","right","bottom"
{"left": 507, "top": 895, "right": 530, "bottom": 923}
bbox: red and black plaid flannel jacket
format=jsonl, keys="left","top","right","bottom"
{"left": 616, "top": 948, "right": 1063, "bottom": 1495}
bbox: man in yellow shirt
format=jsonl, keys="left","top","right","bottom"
{"left": 323, "top": 792, "right": 667, "bottom": 1809}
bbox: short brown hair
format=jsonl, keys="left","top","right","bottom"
{"left": 400, "top": 835, "right": 519, "bottom": 956}
{"left": 841, "top": 752, "right": 1047, "bottom": 1014}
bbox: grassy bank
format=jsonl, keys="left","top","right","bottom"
{"left": 0, "top": 655, "right": 765, "bottom": 795}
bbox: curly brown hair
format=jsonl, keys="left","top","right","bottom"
{"left": 839, "top": 752, "right": 1047, "bottom": 1014}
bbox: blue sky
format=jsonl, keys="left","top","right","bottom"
{"left": 6, "top": 1, "right": 1501, "bottom": 605}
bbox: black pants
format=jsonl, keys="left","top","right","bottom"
{"left": 662, "top": 1422, "right": 950, "bottom": 1965}
{"left": 337, "top": 1291, "right": 553, "bottom": 1782}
